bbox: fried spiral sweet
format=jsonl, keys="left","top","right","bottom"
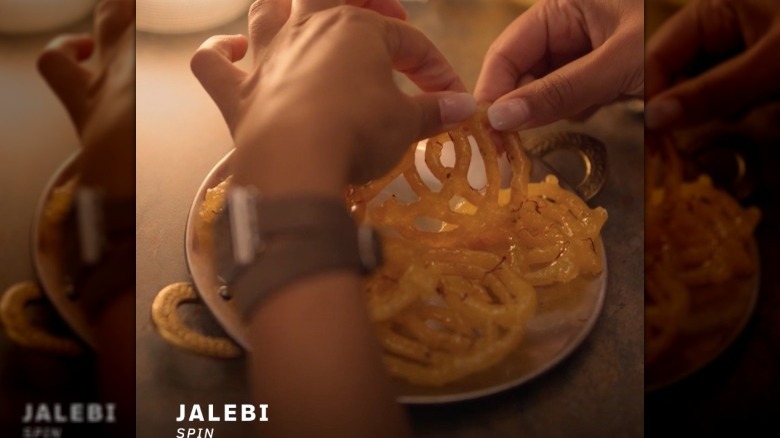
{"left": 645, "top": 137, "right": 760, "bottom": 368}
{"left": 349, "top": 109, "right": 606, "bottom": 288}
{"left": 348, "top": 106, "right": 607, "bottom": 385}
{"left": 201, "top": 107, "right": 607, "bottom": 386}
{"left": 368, "top": 238, "right": 536, "bottom": 386}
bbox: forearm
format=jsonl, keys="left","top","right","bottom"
{"left": 247, "top": 272, "right": 410, "bottom": 437}
{"left": 236, "top": 122, "right": 410, "bottom": 436}
{"left": 191, "top": 4, "right": 474, "bottom": 434}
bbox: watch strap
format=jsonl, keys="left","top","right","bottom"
{"left": 213, "top": 189, "right": 381, "bottom": 322}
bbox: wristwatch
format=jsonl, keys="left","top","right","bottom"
{"left": 60, "top": 187, "right": 135, "bottom": 321}
{"left": 212, "top": 185, "right": 382, "bottom": 321}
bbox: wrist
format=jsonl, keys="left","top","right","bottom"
{"left": 212, "top": 186, "right": 382, "bottom": 321}
{"left": 232, "top": 118, "right": 352, "bottom": 199}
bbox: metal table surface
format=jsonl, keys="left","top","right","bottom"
{"left": 135, "top": 1, "right": 643, "bottom": 436}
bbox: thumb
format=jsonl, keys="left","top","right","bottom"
{"left": 37, "top": 34, "right": 94, "bottom": 132}
{"left": 487, "top": 37, "right": 643, "bottom": 131}
{"left": 410, "top": 92, "right": 476, "bottom": 140}
{"left": 191, "top": 34, "right": 249, "bottom": 131}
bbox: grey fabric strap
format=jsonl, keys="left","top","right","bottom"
{"left": 254, "top": 196, "right": 353, "bottom": 233}
{"left": 215, "top": 193, "right": 369, "bottom": 322}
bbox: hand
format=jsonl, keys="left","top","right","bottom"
{"left": 191, "top": 0, "right": 475, "bottom": 194}
{"left": 37, "top": 0, "right": 135, "bottom": 199}
{"left": 475, "top": 0, "right": 643, "bottom": 131}
{"left": 645, "top": 0, "right": 780, "bottom": 130}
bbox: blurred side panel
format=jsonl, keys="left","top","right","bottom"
{"left": 0, "top": 1, "right": 135, "bottom": 436}
{"left": 645, "top": 0, "right": 780, "bottom": 434}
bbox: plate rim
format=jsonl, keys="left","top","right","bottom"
{"left": 185, "top": 148, "right": 610, "bottom": 404}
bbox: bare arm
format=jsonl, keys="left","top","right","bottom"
{"left": 191, "top": 1, "right": 477, "bottom": 435}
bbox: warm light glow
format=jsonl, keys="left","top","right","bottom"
{"left": 137, "top": 0, "right": 251, "bottom": 34}
{"left": 0, "top": 0, "right": 97, "bottom": 34}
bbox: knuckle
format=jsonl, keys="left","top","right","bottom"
{"left": 249, "top": 0, "right": 280, "bottom": 30}
{"left": 621, "top": 63, "right": 644, "bottom": 97}
{"left": 248, "top": 0, "right": 272, "bottom": 18}
{"left": 537, "top": 72, "right": 573, "bottom": 113}
{"left": 328, "top": 5, "right": 368, "bottom": 23}
{"left": 543, "top": 0, "right": 580, "bottom": 17}
{"left": 307, "top": 6, "right": 374, "bottom": 35}
{"left": 190, "top": 47, "right": 218, "bottom": 73}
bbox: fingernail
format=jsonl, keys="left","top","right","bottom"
{"left": 440, "top": 93, "right": 477, "bottom": 125}
{"left": 488, "top": 99, "right": 530, "bottom": 131}
{"left": 645, "top": 98, "right": 682, "bottom": 130}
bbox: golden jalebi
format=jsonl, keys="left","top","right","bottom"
{"left": 348, "top": 106, "right": 607, "bottom": 385}
{"left": 202, "top": 107, "right": 607, "bottom": 386}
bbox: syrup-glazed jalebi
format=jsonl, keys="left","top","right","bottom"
{"left": 349, "top": 108, "right": 607, "bottom": 287}
{"left": 348, "top": 106, "right": 607, "bottom": 385}
{"left": 201, "top": 107, "right": 607, "bottom": 386}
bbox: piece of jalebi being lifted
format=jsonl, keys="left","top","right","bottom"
{"left": 645, "top": 137, "right": 760, "bottom": 368}
{"left": 346, "top": 105, "right": 608, "bottom": 386}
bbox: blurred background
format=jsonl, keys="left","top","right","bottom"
{"left": 645, "top": 0, "right": 780, "bottom": 435}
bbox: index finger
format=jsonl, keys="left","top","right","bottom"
{"left": 475, "top": 3, "right": 548, "bottom": 103}
{"left": 382, "top": 18, "right": 466, "bottom": 92}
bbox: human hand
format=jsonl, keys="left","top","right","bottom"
{"left": 475, "top": 0, "right": 643, "bottom": 131}
{"left": 37, "top": 0, "right": 135, "bottom": 199}
{"left": 191, "top": 0, "right": 475, "bottom": 194}
{"left": 645, "top": 0, "right": 780, "bottom": 130}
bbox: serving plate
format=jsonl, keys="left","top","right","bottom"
{"left": 184, "top": 136, "right": 609, "bottom": 403}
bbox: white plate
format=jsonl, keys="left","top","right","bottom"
{"left": 185, "top": 147, "right": 608, "bottom": 404}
